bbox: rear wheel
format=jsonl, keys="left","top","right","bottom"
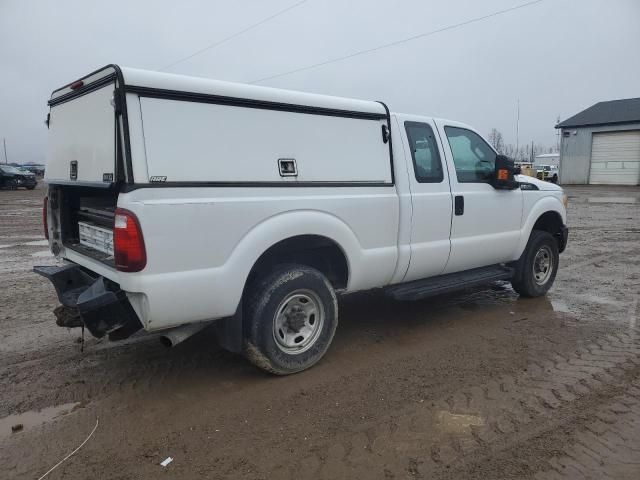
{"left": 511, "top": 230, "right": 559, "bottom": 297}
{"left": 243, "top": 264, "right": 338, "bottom": 375}
{"left": 27, "top": 185, "right": 36, "bottom": 190}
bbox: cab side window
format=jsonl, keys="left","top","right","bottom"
{"left": 445, "top": 126, "right": 497, "bottom": 183}
{"left": 404, "top": 122, "right": 443, "bottom": 183}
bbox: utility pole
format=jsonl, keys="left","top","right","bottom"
{"left": 530, "top": 140, "right": 534, "bottom": 163}
{"left": 2, "top": 138, "right": 7, "bottom": 164}
{"left": 515, "top": 99, "right": 520, "bottom": 161}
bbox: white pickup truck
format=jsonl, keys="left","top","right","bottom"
{"left": 36, "top": 65, "right": 568, "bottom": 374}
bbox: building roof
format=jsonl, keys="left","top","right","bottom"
{"left": 556, "top": 97, "right": 640, "bottom": 129}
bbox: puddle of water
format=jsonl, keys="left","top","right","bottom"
{"left": 435, "top": 411, "right": 484, "bottom": 434}
{"left": 24, "top": 239, "right": 49, "bottom": 246}
{"left": 0, "top": 239, "right": 48, "bottom": 249}
{"left": 630, "top": 297, "right": 639, "bottom": 330}
{"left": 551, "top": 298, "right": 571, "bottom": 313}
{"left": 0, "top": 402, "right": 80, "bottom": 439}
{"left": 0, "top": 235, "right": 42, "bottom": 241}
{"left": 588, "top": 197, "right": 637, "bottom": 204}
{"left": 31, "top": 250, "right": 53, "bottom": 258}
{"left": 572, "top": 293, "right": 625, "bottom": 307}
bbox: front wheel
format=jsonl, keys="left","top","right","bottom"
{"left": 243, "top": 264, "right": 338, "bottom": 375}
{"left": 511, "top": 230, "right": 559, "bottom": 297}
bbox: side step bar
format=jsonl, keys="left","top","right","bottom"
{"left": 385, "top": 265, "right": 514, "bottom": 301}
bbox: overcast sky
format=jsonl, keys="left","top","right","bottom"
{"left": 1, "top": 0, "right": 639, "bottom": 164}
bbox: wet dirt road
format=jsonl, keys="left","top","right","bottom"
{"left": 1, "top": 183, "right": 639, "bottom": 479}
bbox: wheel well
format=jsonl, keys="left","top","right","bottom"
{"left": 247, "top": 235, "right": 349, "bottom": 290}
{"left": 532, "top": 211, "right": 565, "bottom": 252}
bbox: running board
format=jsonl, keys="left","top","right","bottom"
{"left": 385, "top": 265, "right": 514, "bottom": 301}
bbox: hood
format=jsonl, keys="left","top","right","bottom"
{"left": 516, "top": 174, "right": 562, "bottom": 191}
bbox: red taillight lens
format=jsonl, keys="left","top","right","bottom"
{"left": 43, "top": 196, "right": 49, "bottom": 240}
{"left": 113, "top": 208, "right": 146, "bottom": 272}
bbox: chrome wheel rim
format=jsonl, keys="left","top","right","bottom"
{"left": 533, "top": 245, "right": 553, "bottom": 285}
{"left": 273, "top": 289, "right": 324, "bottom": 355}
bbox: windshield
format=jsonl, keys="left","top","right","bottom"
{"left": 0, "top": 165, "right": 23, "bottom": 174}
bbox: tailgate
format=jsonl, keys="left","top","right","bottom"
{"left": 46, "top": 70, "right": 118, "bottom": 185}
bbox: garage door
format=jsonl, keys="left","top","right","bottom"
{"left": 590, "top": 131, "right": 640, "bottom": 185}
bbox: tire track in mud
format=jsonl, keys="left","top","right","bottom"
{"left": 281, "top": 330, "right": 640, "bottom": 479}
{"left": 533, "top": 380, "right": 640, "bottom": 480}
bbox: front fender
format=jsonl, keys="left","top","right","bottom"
{"left": 515, "top": 195, "right": 566, "bottom": 258}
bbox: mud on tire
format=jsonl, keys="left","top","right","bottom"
{"left": 511, "top": 230, "right": 559, "bottom": 297}
{"left": 243, "top": 264, "right": 338, "bottom": 375}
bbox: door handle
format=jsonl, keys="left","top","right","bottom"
{"left": 454, "top": 195, "right": 464, "bottom": 216}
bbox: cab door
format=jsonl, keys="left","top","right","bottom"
{"left": 400, "top": 118, "right": 453, "bottom": 282}
{"left": 435, "top": 121, "right": 523, "bottom": 274}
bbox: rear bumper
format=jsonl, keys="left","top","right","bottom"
{"left": 34, "top": 263, "right": 142, "bottom": 339}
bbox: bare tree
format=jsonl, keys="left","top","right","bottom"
{"left": 487, "top": 128, "right": 505, "bottom": 153}
{"left": 503, "top": 143, "right": 515, "bottom": 159}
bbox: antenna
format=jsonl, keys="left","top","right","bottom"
{"left": 515, "top": 99, "right": 520, "bottom": 161}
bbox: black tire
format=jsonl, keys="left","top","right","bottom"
{"left": 27, "top": 185, "right": 36, "bottom": 190}
{"left": 551, "top": 174, "right": 558, "bottom": 184}
{"left": 243, "top": 264, "right": 338, "bottom": 375}
{"left": 511, "top": 230, "right": 559, "bottom": 297}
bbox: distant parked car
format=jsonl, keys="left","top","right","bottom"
{"left": 0, "top": 165, "right": 38, "bottom": 190}
{"left": 22, "top": 164, "right": 46, "bottom": 176}
{"left": 536, "top": 165, "right": 559, "bottom": 184}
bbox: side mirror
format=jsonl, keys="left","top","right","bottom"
{"left": 491, "top": 155, "right": 520, "bottom": 190}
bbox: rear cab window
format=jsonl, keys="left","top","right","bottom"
{"left": 404, "top": 122, "right": 444, "bottom": 183}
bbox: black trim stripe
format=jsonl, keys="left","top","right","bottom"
{"left": 114, "top": 66, "right": 134, "bottom": 183}
{"left": 125, "top": 85, "right": 388, "bottom": 121}
{"left": 377, "top": 101, "right": 395, "bottom": 185}
{"left": 51, "top": 64, "right": 117, "bottom": 95}
{"left": 46, "top": 180, "right": 116, "bottom": 189}
{"left": 48, "top": 73, "right": 116, "bottom": 107}
{"left": 120, "top": 181, "right": 393, "bottom": 192}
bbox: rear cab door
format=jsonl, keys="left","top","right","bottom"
{"left": 435, "top": 120, "right": 523, "bottom": 273}
{"left": 45, "top": 66, "right": 129, "bottom": 279}
{"left": 47, "top": 66, "right": 124, "bottom": 185}
{"left": 396, "top": 115, "right": 453, "bottom": 282}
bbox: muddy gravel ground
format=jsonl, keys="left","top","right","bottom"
{"left": 1, "top": 183, "right": 639, "bottom": 479}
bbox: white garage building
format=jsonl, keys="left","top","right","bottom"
{"left": 556, "top": 97, "right": 640, "bottom": 185}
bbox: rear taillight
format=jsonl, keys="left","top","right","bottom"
{"left": 113, "top": 208, "right": 146, "bottom": 272}
{"left": 43, "top": 196, "right": 49, "bottom": 240}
